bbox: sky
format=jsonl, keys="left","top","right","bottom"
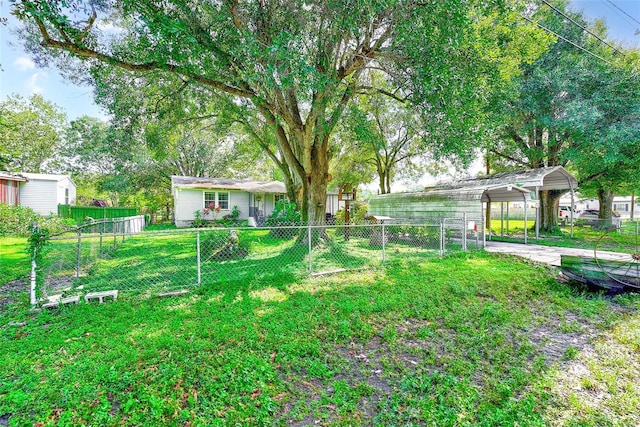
{"left": 1, "top": 0, "right": 638, "bottom": 121}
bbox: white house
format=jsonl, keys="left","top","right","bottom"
{"left": 172, "top": 176, "right": 288, "bottom": 227}
{"left": 18, "top": 173, "right": 77, "bottom": 216}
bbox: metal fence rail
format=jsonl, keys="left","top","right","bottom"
{"left": 33, "top": 217, "right": 485, "bottom": 304}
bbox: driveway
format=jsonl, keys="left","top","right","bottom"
{"left": 484, "top": 241, "right": 632, "bottom": 266}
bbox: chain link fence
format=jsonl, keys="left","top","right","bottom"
{"left": 32, "top": 216, "right": 485, "bottom": 305}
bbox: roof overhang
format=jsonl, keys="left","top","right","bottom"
{"left": 171, "top": 176, "right": 286, "bottom": 193}
{"left": 457, "top": 166, "right": 577, "bottom": 192}
{"left": 0, "top": 172, "right": 27, "bottom": 182}
{"left": 422, "top": 183, "right": 531, "bottom": 203}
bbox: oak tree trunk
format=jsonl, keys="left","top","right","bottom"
{"left": 538, "top": 190, "right": 563, "bottom": 233}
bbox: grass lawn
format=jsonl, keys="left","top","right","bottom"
{"left": 0, "top": 237, "right": 29, "bottom": 284}
{"left": 1, "top": 251, "right": 639, "bottom": 426}
{"left": 488, "top": 220, "right": 640, "bottom": 254}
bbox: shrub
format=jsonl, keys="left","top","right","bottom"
{"left": 201, "top": 229, "right": 248, "bottom": 261}
{"left": 0, "top": 204, "right": 75, "bottom": 236}
{"left": 335, "top": 202, "right": 369, "bottom": 225}
{"left": 265, "top": 200, "right": 301, "bottom": 239}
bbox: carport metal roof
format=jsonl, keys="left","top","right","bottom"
{"left": 455, "top": 166, "right": 577, "bottom": 192}
{"left": 422, "top": 183, "right": 531, "bottom": 203}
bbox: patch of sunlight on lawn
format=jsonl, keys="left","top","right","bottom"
{"left": 249, "top": 287, "right": 288, "bottom": 303}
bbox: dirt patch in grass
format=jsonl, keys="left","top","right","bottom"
{"left": 0, "top": 277, "right": 27, "bottom": 310}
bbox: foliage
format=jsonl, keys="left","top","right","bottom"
{"left": 200, "top": 229, "right": 248, "bottom": 261}
{"left": 1, "top": 250, "right": 639, "bottom": 425}
{"left": 10, "top": 0, "right": 547, "bottom": 223}
{"left": 265, "top": 200, "right": 302, "bottom": 238}
{"left": 0, "top": 204, "right": 74, "bottom": 237}
{"left": 0, "top": 93, "right": 67, "bottom": 172}
{"left": 335, "top": 203, "right": 369, "bottom": 225}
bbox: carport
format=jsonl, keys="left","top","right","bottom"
{"left": 369, "top": 182, "right": 533, "bottom": 243}
{"left": 456, "top": 166, "right": 578, "bottom": 238}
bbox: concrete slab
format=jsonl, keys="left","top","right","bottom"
{"left": 484, "top": 241, "right": 631, "bottom": 266}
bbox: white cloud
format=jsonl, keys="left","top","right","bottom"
{"left": 13, "top": 57, "right": 35, "bottom": 71}
{"left": 25, "top": 71, "right": 48, "bottom": 94}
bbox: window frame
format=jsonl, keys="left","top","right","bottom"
{"left": 203, "top": 191, "right": 230, "bottom": 211}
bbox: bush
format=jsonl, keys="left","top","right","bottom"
{"left": 201, "top": 229, "right": 248, "bottom": 261}
{"left": 335, "top": 202, "right": 369, "bottom": 225}
{"left": 265, "top": 200, "right": 301, "bottom": 239}
{"left": 0, "top": 204, "right": 75, "bottom": 236}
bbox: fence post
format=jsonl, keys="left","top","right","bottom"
{"left": 113, "top": 218, "right": 117, "bottom": 248}
{"left": 381, "top": 222, "right": 386, "bottom": 263}
{"left": 308, "top": 222, "right": 313, "bottom": 274}
{"left": 76, "top": 228, "right": 82, "bottom": 277}
{"left": 99, "top": 223, "right": 103, "bottom": 256}
{"left": 197, "top": 229, "right": 201, "bottom": 286}
{"left": 440, "top": 221, "right": 444, "bottom": 257}
{"left": 30, "top": 222, "right": 38, "bottom": 307}
{"left": 462, "top": 213, "right": 467, "bottom": 251}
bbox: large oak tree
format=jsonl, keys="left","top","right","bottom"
{"left": 12, "top": 0, "right": 539, "bottom": 222}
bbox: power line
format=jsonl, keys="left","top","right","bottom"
{"left": 521, "top": 15, "right": 613, "bottom": 65}
{"left": 540, "top": 0, "right": 624, "bottom": 56}
{"left": 605, "top": 0, "right": 640, "bottom": 26}
{"left": 601, "top": 0, "right": 638, "bottom": 30}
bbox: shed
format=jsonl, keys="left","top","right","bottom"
{"left": 370, "top": 182, "right": 532, "bottom": 237}
{"left": 17, "top": 173, "right": 76, "bottom": 216}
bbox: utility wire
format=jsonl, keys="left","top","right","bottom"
{"left": 605, "top": 0, "right": 640, "bottom": 26}
{"left": 521, "top": 15, "right": 613, "bottom": 65}
{"left": 540, "top": 0, "right": 624, "bottom": 56}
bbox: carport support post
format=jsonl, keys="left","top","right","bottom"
{"left": 439, "top": 221, "right": 444, "bottom": 257}
{"left": 506, "top": 203, "right": 510, "bottom": 233}
{"left": 569, "top": 182, "right": 575, "bottom": 238}
{"left": 500, "top": 203, "right": 504, "bottom": 237}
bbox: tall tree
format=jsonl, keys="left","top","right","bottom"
{"left": 0, "top": 93, "right": 66, "bottom": 172}
{"left": 11, "top": 0, "right": 538, "bottom": 223}
{"left": 484, "top": 0, "right": 634, "bottom": 231}
{"left": 339, "top": 92, "right": 434, "bottom": 194}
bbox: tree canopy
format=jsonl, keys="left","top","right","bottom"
{"left": 0, "top": 94, "right": 66, "bottom": 172}
{"left": 11, "top": 0, "right": 548, "bottom": 222}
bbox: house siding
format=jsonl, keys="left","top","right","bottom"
{"left": 174, "top": 189, "right": 252, "bottom": 227}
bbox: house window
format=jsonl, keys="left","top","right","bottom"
{"left": 275, "top": 194, "right": 286, "bottom": 204}
{"left": 218, "top": 192, "right": 229, "bottom": 210}
{"left": 614, "top": 203, "right": 629, "bottom": 212}
{"left": 204, "top": 192, "right": 216, "bottom": 209}
{"left": 204, "top": 191, "right": 230, "bottom": 210}
{"left": 65, "top": 188, "right": 69, "bottom": 205}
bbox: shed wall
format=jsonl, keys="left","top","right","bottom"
{"left": 369, "top": 193, "right": 483, "bottom": 220}
{"left": 19, "top": 180, "right": 58, "bottom": 215}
